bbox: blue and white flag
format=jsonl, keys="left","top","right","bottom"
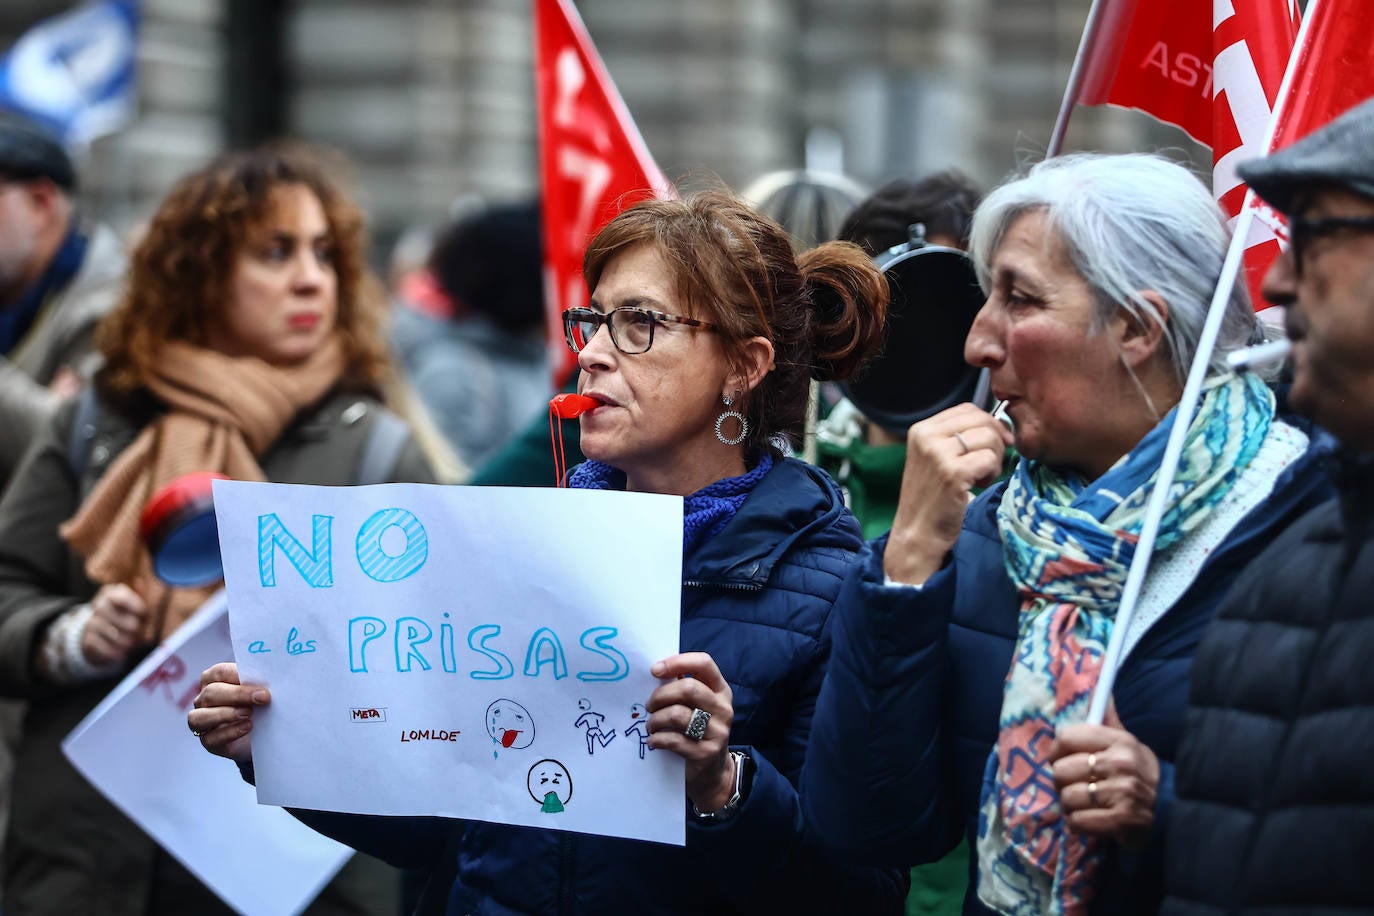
{"left": 0, "top": 0, "right": 139, "bottom": 147}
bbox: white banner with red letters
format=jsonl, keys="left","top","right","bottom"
{"left": 63, "top": 593, "right": 353, "bottom": 916}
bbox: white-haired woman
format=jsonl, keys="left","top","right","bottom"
{"left": 801, "top": 153, "right": 1334, "bottom": 915}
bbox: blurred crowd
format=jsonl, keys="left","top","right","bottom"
{"left": 2, "top": 84, "right": 1374, "bottom": 916}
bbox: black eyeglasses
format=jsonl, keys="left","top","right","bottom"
{"left": 562, "top": 307, "right": 717, "bottom": 355}
{"left": 1288, "top": 214, "right": 1374, "bottom": 275}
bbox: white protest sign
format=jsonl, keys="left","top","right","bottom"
{"left": 63, "top": 592, "right": 354, "bottom": 916}
{"left": 213, "top": 481, "right": 685, "bottom": 846}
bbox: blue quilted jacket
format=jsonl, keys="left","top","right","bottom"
{"left": 293, "top": 458, "right": 907, "bottom": 914}
{"left": 801, "top": 433, "right": 1334, "bottom": 915}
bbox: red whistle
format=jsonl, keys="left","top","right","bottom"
{"left": 549, "top": 393, "right": 598, "bottom": 419}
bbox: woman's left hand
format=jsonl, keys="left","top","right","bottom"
{"left": 1049, "top": 705, "right": 1160, "bottom": 849}
{"left": 646, "top": 651, "right": 736, "bottom": 813}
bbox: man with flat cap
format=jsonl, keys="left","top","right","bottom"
{"left": 0, "top": 114, "right": 124, "bottom": 492}
{"left": 1161, "top": 95, "right": 1374, "bottom": 914}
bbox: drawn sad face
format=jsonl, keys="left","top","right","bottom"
{"left": 528, "top": 758, "right": 572, "bottom": 810}
{"left": 486, "top": 699, "right": 535, "bottom": 750}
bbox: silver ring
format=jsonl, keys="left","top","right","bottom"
{"left": 953, "top": 431, "right": 971, "bottom": 454}
{"left": 1087, "top": 780, "right": 1098, "bottom": 808}
{"left": 189, "top": 722, "right": 205, "bottom": 739}
{"left": 684, "top": 708, "right": 711, "bottom": 741}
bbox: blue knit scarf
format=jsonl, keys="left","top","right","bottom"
{"left": 567, "top": 454, "right": 775, "bottom": 553}
{"left": 1, "top": 227, "right": 87, "bottom": 355}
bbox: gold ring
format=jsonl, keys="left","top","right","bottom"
{"left": 1087, "top": 752, "right": 1098, "bottom": 782}
{"left": 1087, "top": 780, "right": 1098, "bottom": 808}
{"left": 953, "top": 431, "right": 971, "bottom": 455}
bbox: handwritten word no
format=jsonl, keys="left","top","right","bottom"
{"left": 257, "top": 509, "right": 429, "bottom": 588}
{"left": 347, "top": 617, "right": 630, "bottom": 683}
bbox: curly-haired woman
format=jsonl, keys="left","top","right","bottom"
{"left": 0, "top": 144, "right": 438, "bottom": 915}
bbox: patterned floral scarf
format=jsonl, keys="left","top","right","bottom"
{"left": 975, "top": 372, "right": 1273, "bottom": 915}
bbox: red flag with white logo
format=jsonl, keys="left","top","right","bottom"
{"left": 535, "top": 0, "right": 671, "bottom": 385}
{"left": 1060, "top": 0, "right": 1299, "bottom": 311}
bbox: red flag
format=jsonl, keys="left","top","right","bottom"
{"left": 1066, "top": 0, "right": 1299, "bottom": 310}
{"left": 534, "top": 0, "right": 670, "bottom": 386}
{"left": 1240, "top": 0, "right": 1373, "bottom": 316}
{"left": 1267, "top": 0, "right": 1372, "bottom": 149}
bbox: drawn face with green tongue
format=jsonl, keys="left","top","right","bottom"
{"left": 528, "top": 759, "right": 572, "bottom": 812}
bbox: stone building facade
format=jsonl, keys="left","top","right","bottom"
{"left": 1, "top": 0, "right": 1206, "bottom": 256}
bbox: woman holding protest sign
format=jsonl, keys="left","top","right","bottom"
{"left": 0, "top": 144, "right": 437, "bottom": 915}
{"left": 800, "top": 153, "right": 1335, "bottom": 915}
{"left": 192, "top": 188, "right": 909, "bottom": 912}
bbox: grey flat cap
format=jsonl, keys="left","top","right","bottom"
{"left": 0, "top": 113, "right": 75, "bottom": 191}
{"left": 1239, "top": 94, "right": 1374, "bottom": 215}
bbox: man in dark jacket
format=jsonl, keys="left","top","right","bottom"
{"left": 0, "top": 114, "right": 125, "bottom": 491}
{"left": 1162, "top": 95, "right": 1374, "bottom": 914}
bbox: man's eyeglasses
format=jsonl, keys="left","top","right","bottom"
{"left": 562, "top": 307, "right": 717, "bottom": 355}
{"left": 1288, "top": 214, "right": 1374, "bottom": 275}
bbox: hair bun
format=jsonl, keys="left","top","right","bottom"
{"left": 797, "top": 241, "right": 888, "bottom": 381}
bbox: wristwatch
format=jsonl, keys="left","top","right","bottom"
{"left": 692, "top": 750, "right": 752, "bottom": 822}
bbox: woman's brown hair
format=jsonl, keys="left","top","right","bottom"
{"left": 582, "top": 190, "right": 889, "bottom": 455}
{"left": 97, "top": 143, "right": 389, "bottom": 395}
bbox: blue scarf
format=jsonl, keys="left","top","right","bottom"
{"left": 0, "top": 226, "right": 88, "bottom": 355}
{"left": 567, "top": 454, "right": 775, "bottom": 554}
{"left": 975, "top": 372, "right": 1274, "bottom": 916}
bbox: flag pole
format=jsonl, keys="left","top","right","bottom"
{"left": 1085, "top": 0, "right": 1321, "bottom": 725}
{"left": 1048, "top": 0, "right": 1111, "bottom": 157}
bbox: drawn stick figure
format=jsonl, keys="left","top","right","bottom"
{"left": 574, "top": 698, "right": 615, "bottom": 755}
{"left": 624, "top": 703, "right": 651, "bottom": 760}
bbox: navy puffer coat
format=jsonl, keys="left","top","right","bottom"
{"left": 1162, "top": 450, "right": 1374, "bottom": 915}
{"left": 289, "top": 457, "right": 907, "bottom": 914}
{"left": 801, "top": 433, "right": 1333, "bottom": 915}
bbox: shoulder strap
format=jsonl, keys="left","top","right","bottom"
{"left": 356, "top": 407, "right": 409, "bottom": 485}
{"left": 66, "top": 385, "right": 101, "bottom": 480}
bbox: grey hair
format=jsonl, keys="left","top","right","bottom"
{"left": 968, "top": 153, "right": 1265, "bottom": 385}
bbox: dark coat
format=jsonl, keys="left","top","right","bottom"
{"left": 289, "top": 457, "right": 908, "bottom": 914}
{"left": 0, "top": 225, "right": 125, "bottom": 489}
{"left": 0, "top": 387, "right": 433, "bottom": 916}
{"left": 1162, "top": 450, "right": 1374, "bottom": 916}
{"left": 801, "top": 433, "right": 1334, "bottom": 915}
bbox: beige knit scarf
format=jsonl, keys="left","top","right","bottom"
{"left": 61, "top": 338, "right": 347, "bottom": 642}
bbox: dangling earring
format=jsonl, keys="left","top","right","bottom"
{"left": 715, "top": 394, "right": 748, "bottom": 446}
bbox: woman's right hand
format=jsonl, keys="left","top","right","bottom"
{"left": 884, "top": 402, "right": 1013, "bottom": 585}
{"left": 81, "top": 583, "right": 149, "bottom": 666}
{"left": 188, "top": 662, "right": 269, "bottom": 763}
